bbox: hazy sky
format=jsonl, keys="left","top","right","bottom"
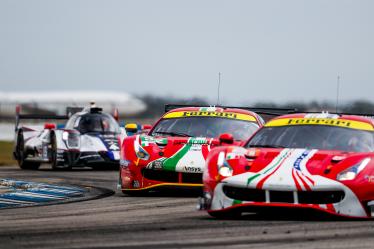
{"left": 0, "top": 0, "right": 373, "bottom": 105}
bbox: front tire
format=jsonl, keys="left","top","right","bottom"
{"left": 16, "top": 131, "right": 40, "bottom": 170}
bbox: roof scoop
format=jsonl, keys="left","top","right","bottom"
{"left": 331, "top": 155, "right": 346, "bottom": 163}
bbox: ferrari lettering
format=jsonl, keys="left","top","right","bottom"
{"left": 182, "top": 111, "right": 237, "bottom": 119}
{"left": 265, "top": 118, "right": 374, "bottom": 131}
{"left": 288, "top": 118, "right": 351, "bottom": 127}
{"left": 163, "top": 111, "right": 257, "bottom": 122}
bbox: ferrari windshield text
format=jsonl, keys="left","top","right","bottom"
{"left": 247, "top": 125, "right": 374, "bottom": 152}
{"left": 151, "top": 117, "right": 258, "bottom": 141}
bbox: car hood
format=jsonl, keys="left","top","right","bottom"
{"left": 223, "top": 148, "right": 373, "bottom": 191}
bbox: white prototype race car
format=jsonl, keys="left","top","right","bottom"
{"left": 13, "top": 104, "right": 127, "bottom": 170}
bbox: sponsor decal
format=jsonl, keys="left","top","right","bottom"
{"left": 365, "top": 175, "right": 374, "bottom": 183}
{"left": 151, "top": 159, "right": 164, "bottom": 170}
{"left": 120, "top": 159, "right": 130, "bottom": 168}
{"left": 183, "top": 166, "right": 203, "bottom": 173}
{"left": 101, "top": 136, "right": 119, "bottom": 151}
{"left": 265, "top": 118, "right": 374, "bottom": 131}
{"left": 109, "top": 143, "right": 119, "bottom": 151}
{"left": 139, "top": 136, "right": 167, "bottom": 147}
{"left": 188, "top": 137, "right": 208, "bottom": 145}
{"left": 140, "top": 136, "right": 155, "bottom": 147}
{"left": 163, "top": 111, "right": 256, "bottom": 122}
{"left": 132, "top": 180, "right": 140, "bottom": 188}
{"left": 190, "top": 144, "right": 203, "bottom": 151}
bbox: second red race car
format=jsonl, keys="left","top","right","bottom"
{"left": 118, "top": 105, "right": 274, "bottom": 194}
{"left": 200, "top": 112, "right": 374, "bottom": 219}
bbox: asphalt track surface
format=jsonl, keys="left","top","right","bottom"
{"left": 1, "top": 165, "right": 374, "bottom": 249}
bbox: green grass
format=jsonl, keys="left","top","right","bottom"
{"left": 0, "top": 141, "right": 16, "bottom": 166}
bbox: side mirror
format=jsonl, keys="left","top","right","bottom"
{"left": 125, "top": 123, "right": 138, "bottom": 133}
{"left": 219, "top": 133, "right": 234, "bottom": 145}
{"left": 142, "top": 124, "right": 152, "bottom": 130}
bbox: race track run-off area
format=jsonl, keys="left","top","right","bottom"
{"left": 1, "top": 165, "right": 374, "bottom": 249}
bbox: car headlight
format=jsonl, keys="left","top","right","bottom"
{"left": 62, "top": 131, "right": 69, "bottom": 141}
{"left": 337, "top": 158, "right": 371, "bottom": 181}
{"left": 218, "top": 166, "right": 233, "bottom": 177}
{"left": 217, "top": 151, "right": 233, "bottom": 177}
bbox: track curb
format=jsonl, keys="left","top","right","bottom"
{"left": 0, "top": 179, "right": 115, "bottom": 209}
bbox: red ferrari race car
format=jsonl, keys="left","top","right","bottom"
{"left": 119, "top": 105, "right": 294, "bottom": 194}
{"left": 200, "top": 112, "right": 374, "bottom": 218}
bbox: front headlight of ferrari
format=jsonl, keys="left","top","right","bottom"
{"left": 217, "top": 151, "right": 233, "bottom": 177}
{"left": 337, "top": 158, "right": 371, "bottom": 181}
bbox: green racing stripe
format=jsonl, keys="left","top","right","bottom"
{"left": 162, "top": 144, "right": 192, "bottom": 171}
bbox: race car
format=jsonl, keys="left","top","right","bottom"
{"left": 200, "top": 112, "right": 374, "bottom": 219}
{"left": 119, "top": 105, "right": 295, "bottom": 194}
{"left": 14, "top": 104, "right": 126, "bottom": 170}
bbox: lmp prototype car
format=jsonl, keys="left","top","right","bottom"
{"left": 200, "top": 113, "right": 374, "bottom": 218}
{"left": 119, "top": 105, "right": 295, "bottom": 194}
{"left": 14, "top": 105, "right": 125, "bottom": 170}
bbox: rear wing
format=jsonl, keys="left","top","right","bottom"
{"left": 14, "top": 106, "right": 79, "bottom": 132}
{"left": 164, "top": 104, "right": 297, "bottom": 116}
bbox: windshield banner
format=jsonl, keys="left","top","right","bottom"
{"left": 265, "top": 118, "right": 373, "bottom": 131}
{"left": 163, "top": 111, "right": 256, "bottom": 122}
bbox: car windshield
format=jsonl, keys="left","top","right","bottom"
{"left": 76, "top": 114, "right": 120, "bottom": 134}
{"left": 246, "top": 125, "right": 374, "bottom": 152}
{"left": 150, "top": 117, "right": 259, "bottom": 141}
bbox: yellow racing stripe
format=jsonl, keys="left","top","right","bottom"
{"left": 163, "top": 111, "right": 256, "bottom": 122}
{"left": 265, "top": 118, "right": 374, "bottom": 131}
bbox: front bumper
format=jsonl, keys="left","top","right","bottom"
{"left": 120, "top": 167, "right": 203, "bottom": 192}
{"left": 58, "top": 150, "right": 119, "bottom": 167}
{"left": 204, "top": 183, "right": 370, "bottom": 218}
